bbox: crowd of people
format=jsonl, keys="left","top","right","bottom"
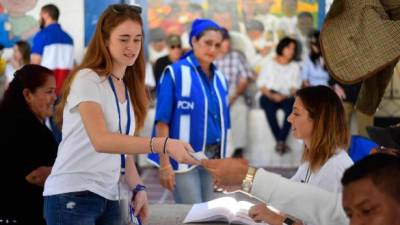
{"left": 0, "top": 2, "right": 399, "bottom": 225}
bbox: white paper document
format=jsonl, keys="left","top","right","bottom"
{"left": 190, "top": 151, "right": 208, "bottom": 160}
{"left": 183, "top": 197, "right": 268, "bottom": 225}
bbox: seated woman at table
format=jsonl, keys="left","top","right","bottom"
{"left": 248, "top": 85, "right": 354, "bottom": 225}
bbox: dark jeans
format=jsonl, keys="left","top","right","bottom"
{"left": 44, "top": 191, "right": 122, "bottom": 225}
{"left": 259, "top": 95, "right": 294, "bottom": 142}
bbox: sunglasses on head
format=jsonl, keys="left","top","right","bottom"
{"left": 110, "top": 4, "right": 142, "bottom": 15}
{"left": 170, "top": 45, "right": 181, "bottom": 49}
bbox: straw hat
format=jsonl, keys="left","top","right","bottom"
{"left": 321, "top": 0, "right": 400, "bottom": 84}
{"left": 320, "top": 0, "right": 400, "bottom": 115}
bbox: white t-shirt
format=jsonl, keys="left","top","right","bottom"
{"left": 44, "top": 69, "right": 136, "bottom": 200}
{"left": 256, "top": 59, "right": 301, "bottom": 96}
{"left": 291, "top": 149, "right": 353, "bottom": 193}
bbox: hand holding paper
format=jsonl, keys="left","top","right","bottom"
{"left": 190, "top": 151, "right": 208, "bottom": 160}
{"left": 201, "top": 158, "right": 249, "bottom": 186}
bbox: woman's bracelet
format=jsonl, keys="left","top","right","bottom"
{"left": 149, "top": 137, "right": 155, "bottom": 153}
{"left": 132, "top": 184, "right": 146, "bottom": 199}
{"left": 163, "top": 137, "right": 169, "bottom": 154}
{"left": 160, "top": 165, "right": 172, "bottom": 171}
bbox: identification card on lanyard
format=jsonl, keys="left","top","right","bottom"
{"left": 108, "top": 77, "right": 131, "bottom": 175}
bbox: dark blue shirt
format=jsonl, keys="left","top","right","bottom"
{"left": 155, "top": 52, "right": 222, "bottom": 145}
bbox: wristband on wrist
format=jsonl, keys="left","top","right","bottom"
{"left": 149, "top": 137, "right": 155, "bottom": 153}
{"left": 162, "top": 137, "right": 169, "bottom": 154}
{"left": 132, "top": 184, "right": 146, "bottom": 198}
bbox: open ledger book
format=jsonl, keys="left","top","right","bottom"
{"left": 183, "top": 196, "right": 268, "bottom": 225}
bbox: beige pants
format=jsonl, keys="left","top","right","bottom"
{"left": 343, "top": 102, "right": 374, "bottom": 137}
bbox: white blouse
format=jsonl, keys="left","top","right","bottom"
{"left": 256, "top": 58, "right": 302, "bottom": 96}
{"left": 290, "top": 149, "right": 354, "bottom": 193}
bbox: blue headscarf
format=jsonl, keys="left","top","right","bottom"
{"left": 188, "top": 18, "right": 222, "bottom": 47}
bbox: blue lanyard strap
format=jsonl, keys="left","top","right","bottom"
{"left": 108, "top": 77, "right": 131, "bottom": 175}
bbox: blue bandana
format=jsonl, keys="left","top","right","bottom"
{"left": 188, "top": 18, "right": 222, "bottom": 47}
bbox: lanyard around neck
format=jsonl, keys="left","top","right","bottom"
{"left": 108, "top": 76, "right": 131, "bottom": 175}
{"left": 302, "top": 167, "right": 311, "bottom": 184}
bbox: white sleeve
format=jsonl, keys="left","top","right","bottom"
{"left": 314, "top": 151, "right": 354, "bottom": 193}
{"left": 256, "top": 62, "right": 272, "bottom": 89}
{"left": 251, "top": 169, "right": 349, "bottom": 225}
{"left": 67, "top": 69, "right": 103, "bottom": 112}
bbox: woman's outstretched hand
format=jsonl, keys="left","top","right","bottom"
{"left": 163, "top": 138, "right": 199, "bottom": 165}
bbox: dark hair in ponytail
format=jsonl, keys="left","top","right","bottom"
{"left": 0, "top": 64, "right": 54, "bottom": 113}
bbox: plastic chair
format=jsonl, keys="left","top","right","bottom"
{"left": 348, "top": 135, "right": 378, "bottom": 162}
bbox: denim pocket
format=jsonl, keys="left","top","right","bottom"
{"left": 58, "top": 191, "right": 103, "bottom": 216}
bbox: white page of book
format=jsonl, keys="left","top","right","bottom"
{"left": 184, "top": 197, "right": 268, "bottom": 225}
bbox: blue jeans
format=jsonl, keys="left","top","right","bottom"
{"left": 173, "top": 166, "right": 216, "bottom": 204}
{"left": 259, "top": 95, "right": 294, "bottom": 142}
{"left": 44, "top": 191, "right": 122, "bottom": 225}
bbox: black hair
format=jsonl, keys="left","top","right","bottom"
{"left": 42, "top": 4, "right": 60, "bottom": 21}
{"left": 0, "top": 64, "right": 54, "bottom": 113}
{"left": 220, "top": 27, "right": 230, "bottom": 40}
{"left": 308, "top": 30, "right": 321, "bottom": 65}
{"left": 341, "top": 153, "right": 400, "bottom": 204}
{"left": 276, "top": 37, "right": 299, "bottom": 61}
